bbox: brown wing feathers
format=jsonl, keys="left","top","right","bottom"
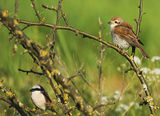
{"left": 114, "top": 23, "right": 149, "bottom": 58}
{"left": 114, "top": 24, "right": 140, "bottom": 47}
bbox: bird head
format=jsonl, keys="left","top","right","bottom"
{"left": 108, "top": 16, "right": 123, "bottom": 29}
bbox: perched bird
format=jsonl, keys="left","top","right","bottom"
{"left": 30, "top": 85, "right": 54, "bottom": 111}
{"left": 108, "top": 16, "right": 149, "bottom": 58}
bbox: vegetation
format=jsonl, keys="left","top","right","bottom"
{"left": 0, "top": 0, "right": 160, "bottom": 115}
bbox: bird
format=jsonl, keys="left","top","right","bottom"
{"left": 30, "top": 85, "right": 55, "bottom": 112}
{"left": 108, "top": 16, "right": 149, "bottom": 58}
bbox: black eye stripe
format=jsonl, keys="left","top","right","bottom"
{"left": 30, "top": 88, "right": 42, "bottom": 92}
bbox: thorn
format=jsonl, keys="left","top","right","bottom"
{"left": 143, "top": 12, "right": 147, "bottom": 15}
{"left": 134, "top": 18, "right": 138, "bottom": 23}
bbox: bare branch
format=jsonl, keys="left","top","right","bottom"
{"left": 68, "top": 72, "right": 81, "bottom": 82}
{"left": 30, "top": 0, "right": 41, "bottom": 22}
{"left": 93, "top": 101, "right": 117, "bottom": 111}
{"left": 132, "top": 0, "right": 146, "bottom": 57}
{"left": 136, "top": 0, "right": 144, "bottom": 36}
{"left": 14, "top": 0, "right": 18, "bottom": 18}
{"left": 125, "top": 67, "right": 134, "bottom": 73}
{"left": 59, "top": 0, "right": 69, "bottom": 26}
{"left": 97, "top": 17, "right": 105, "bottom": 116}
{"left": 42, "top": 4, "right": 57, "bottom": 11}
{"left": 18, "top": 68, "right": 44, "bottom": 76}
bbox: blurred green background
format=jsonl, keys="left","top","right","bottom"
{"left": 0, "top": 0, "right": 160, "bottom": 115}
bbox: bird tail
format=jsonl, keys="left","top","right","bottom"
{"left": 138, "top": 39, "right": 144, "bottom": 46}
{"left": 138, "top": 47, "right": 150, "bottom": 58}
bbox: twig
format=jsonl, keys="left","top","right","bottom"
{"left": 43, "top": 0, "right": 63, "bottom": 52}
{"left": 131, "top": 0, "right": 145, "bottom": 57}
{"left": 68, "top": 72, "right": 81, "bottom": 82}
{"left": 0, "top": 97, "right": 11, "bottom": 104}
{"left": 93, "top": 101, "right": 117, "bottom": 111}
{"left": 18, "top": 68, "right": 44, "bottom": 76}
{"left": 68, "top": 65, "right": 84, "bottom": 82}
{"left": 125, "top": 67, "right": 134, "bottom": 73}
{"left": 52, "top": 0, "right": 62, "bottom": 45}
{"left": 98, "top": 17, "right": 105, "bottom": 116}
{"left": 14, "top": 0, "right": 18, "bottom": 18}
{"left": 42, "top": 4, "right": 57, "bottom": 11}
{"left": 59, "top": 0, "right": 69, "bottom": 26}
{"left": 22, "top": 25, "right": 31, "bottom": 31}
{"left": 30, "top": 0, "right": 41, "bottom": 22}
{"left": 136, "top": 0, "right": 144, "bottom": 36}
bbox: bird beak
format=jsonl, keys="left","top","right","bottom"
{"left": 108, "top": 21, "right": 111, "bottom": 24}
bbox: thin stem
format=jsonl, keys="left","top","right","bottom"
{"left": 30, "top": 0, "right": 41, "bottom": 22}
{"left": 14, "top": 0, "right": 18, "bottom": 18}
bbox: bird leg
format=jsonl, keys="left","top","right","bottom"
{"left": 131, "top": 46, "right": 135, "bottom": 58}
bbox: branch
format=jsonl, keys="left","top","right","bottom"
{"left": 135, "top": 0, "right": 145, "bottom": 36}
{"left": 68, "top": 72, "right": 81, "bottom": 82}
{"left": 132, "top": 0, "right": 146, "bottom": 57}
{"left": 14, "top": 0, "right": 18, "bottom": 18}
{"left": 97, "top": 17, "right": 105, "bottom": 116}
{"left": 18, "top": 68, "right": 44, "bottom": 76}
{"left": 42, "top": 4, "right": 57, "bottom": 11}
{"left": 30, "top": 0, "right": 41, "bottom": 22}
{"left": 93, "top": 101, "right": 117, "bottom": 111}
{"left": 59, "top": 0, "right": 69, "bottom": 26}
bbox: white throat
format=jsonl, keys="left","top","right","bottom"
{"left": 110, "top": 23, "right": 118, "bottom": 32}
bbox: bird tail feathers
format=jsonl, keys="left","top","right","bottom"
{"left": 139, "top": 47, "right": 149, "bottom": 58}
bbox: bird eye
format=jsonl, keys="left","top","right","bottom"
{"left": 115, "top": 20, "right": 118, "bottom": 23}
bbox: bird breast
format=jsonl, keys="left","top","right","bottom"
{"left": 111, "top": 31, "right": 130, "bottom": 48}
{"left": 31, "top": 91, "right": 46, "bottom": 110}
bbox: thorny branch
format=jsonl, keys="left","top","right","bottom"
{"left": 135, "top": 0, "right": 145, "bottom": 36}
{"left": 131, "top": 0, "right": 146, "bottom": 57}
{"left": 0, "top": 0, "right": 156, "bottom": 115}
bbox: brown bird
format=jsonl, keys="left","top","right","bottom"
{"left": 108, "top": 16, "right": 149, "bottom": 58}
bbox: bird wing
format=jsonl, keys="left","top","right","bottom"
{"left": 121, "top": 22, "right": 133, "bottom": 30}
{"left": 42, "top": 90, "right": 52, "bottom": 103}
{"left": 122, "top": 22, "right": 144, "bottom": 46}
{"left": 114, "top": 24, "right": 141, "bottom": 48}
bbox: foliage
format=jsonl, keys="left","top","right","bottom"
{"left": 0, "top": 0, "right": 160, "bottom": 116}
